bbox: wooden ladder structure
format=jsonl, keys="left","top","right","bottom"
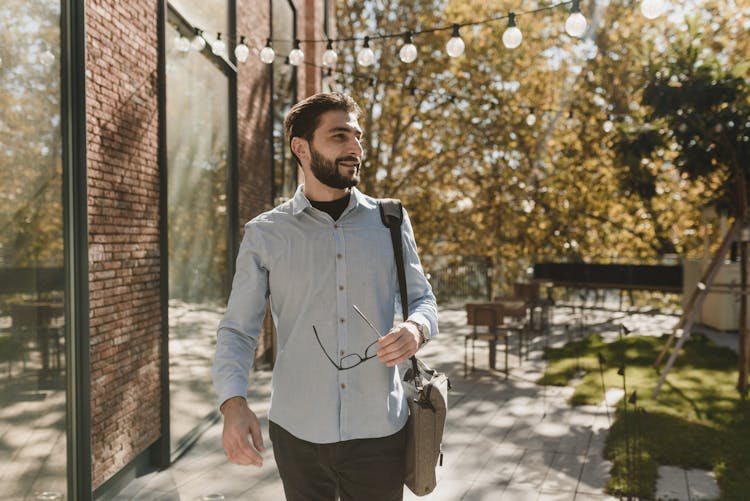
{"left": 651, "top": 218, "right": 741, "bottom": 399}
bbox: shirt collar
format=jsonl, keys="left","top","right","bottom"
{"left": 291, "top": 185, "right": 371, "bottom": 217}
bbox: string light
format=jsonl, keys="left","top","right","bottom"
{"left": 603, "top": 115, "right": 614, "bottom": 132}
{"left": 357, "top": 36, "right": 375, "bottom": 67}
{"left": 260, "top": 38, "right": 275, "bottom": 64}
{"left": 565, "top": 0, "right": 587, "bottom": 38}
{"left": 191, "top": 28, "right": 206, "bottom": 51}
{"left": 174, "top": 31, "right": 190, "bottom": 52}
{"left": 502, "top": 12, "right": 523, "bottom": 49}
{"left": 526, "top": 108, "right": 537, "bottom": 126}
{"left": 234, "top": 36, "right": 249, "bottom": 62}
{"left": 212, "top": 32, "right": 226, "bottom": 56}
{"left": 322, "top": 39, "right": 338, "bottom": 68}
{"left": 399, "top": 31, "right": 418, "bottom": 64}
{"left": 288, "top": 39, "right": 304, "bottom": 65}
{"left": 641, "top": 0, "right": 666, "bottom": 19}
{"left": 445, "top": 24, "right": 465, "bottom": 58}
{"left": 179, "top": 0, "right": 660, "bottom": 71}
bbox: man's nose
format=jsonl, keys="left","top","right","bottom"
{"left": 348, "top": 136, "right": 363, "bottom": 158}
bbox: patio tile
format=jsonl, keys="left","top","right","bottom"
{"left": 655, "top": 465, "right": 689, "bottom": 501}
{"left": 685, "top": 468, "right": 720, "bottom": 501}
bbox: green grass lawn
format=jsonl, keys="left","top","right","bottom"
{"left": 538, "top": 332, "right": 750, "bottom": 500}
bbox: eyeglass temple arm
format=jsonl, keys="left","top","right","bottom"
{"left": 312, "top": 325, "right": 343, "bottom": 369}
{"left": 352, "top": 304, "right": 384, "bottom": 338}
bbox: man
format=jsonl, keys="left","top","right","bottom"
{"left": 212, "top": 92, "right": 438, "bottom": 501}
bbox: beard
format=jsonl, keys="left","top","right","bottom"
{"left": 309, "top": 145, "right": 361, "bottom": 190}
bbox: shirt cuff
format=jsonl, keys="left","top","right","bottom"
{"left": 406, "top": 313, "right": 432, "bottom": 341}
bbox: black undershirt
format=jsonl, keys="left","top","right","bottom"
{"left": 309, "top": 193, "right": 351, "bottom": 221}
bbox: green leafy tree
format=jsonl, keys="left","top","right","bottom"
{"left": 333, "top": 0, "right": 749, "bottom": 307}
{"left": 616, "top": 17, "right": 750, "bottom": 393}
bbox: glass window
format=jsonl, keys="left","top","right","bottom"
{"left": 0, "top": 0, "right": 67, "bottom": 498}
{"left": 168, "top": 0, "right": 227, "bottom": 48}
{"left": 272, "top": 0, "right": 297, "bottom": 202}
{"left": 166, "top": 22, "right": 229, "bottom": 454}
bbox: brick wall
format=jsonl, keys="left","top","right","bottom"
{"left": 237, "top": 2, "right": 272, "bottom": 225}
{"left": 299, "top": 0, "right": 324, "bottom": 98}
{"left": 85, "top": 0, "right": 162, "bottom": 488}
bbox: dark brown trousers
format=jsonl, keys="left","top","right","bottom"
{"left": 269, "top": 421, "right": 406, "bottom": 501}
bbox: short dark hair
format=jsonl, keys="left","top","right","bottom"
{"left": 284, "top": 92, "right": 362, "bottom": 165}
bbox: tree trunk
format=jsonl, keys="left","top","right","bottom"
{"left": 739, "top": 237, "right": 749, "bottom": 396}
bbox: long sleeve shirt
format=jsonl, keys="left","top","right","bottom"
{"left": 212, "top": 185, "right": 438, "bottom": 444}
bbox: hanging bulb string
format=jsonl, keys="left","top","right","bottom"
{"left": 181, "top": 0, "right": 661, "bottom": 59}
{"left": 286, "top": 0, "right": 574, "bottom": 45}
{"left": 178, "top": 0, "right": 576, "bottom": 49}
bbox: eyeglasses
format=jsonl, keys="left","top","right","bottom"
{"left": 313, "top": 305, "right": 384, "bottom": 371}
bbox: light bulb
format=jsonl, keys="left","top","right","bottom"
{"left": 234, "top": 36, "right": 249, "bottom": 62}
{"left": 322, "top": 40, "right": 337, "bottom": 67}
{"left": 566, "top": 13, "right": 587, "bottom": 37}
{"left": 212, "top": 33, "right": 226, "bottom": 56}
{"left": 641, "top": 0, "right": 666, "bottom": 19}
{"left": 502, "top": 12, "right": 522, "bottom": 49}
{"left": 357, "top": 37, "right": 374, "bottom": 67}
{"left": 526, "top": 111, "right": 537, "bottom": 126}
{"left": 399, "top": 32, "right": 418, "bottom": 63}
{"left": 288, "top": 39, "right": 304, "bottom": 66}
{"left": 174, "top": 33, "right": 190, "bottom": 52}
{"left": 322, "top": 48, "right": 337, "bottom": 67}
{"left": 565, "top": 1, "right": 587, "bottom": 38}
{"left": 260, "top": 39, "right": 275, "bottom": 64}
{"left": 446, "top": 24, "right": 465, "bottom": 58}
{"left": 191, "top": 29, "right": 206, "bottom": 51}
{"left": 39, "top": 49, "right": 56, "bottom": 65}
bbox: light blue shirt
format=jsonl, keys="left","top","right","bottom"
{"left": 212, "top": 185, "right": 438, "bottom": 444}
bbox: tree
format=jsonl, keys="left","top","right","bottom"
{"left": 0, "top": 0, "right": 64, "bottom": 270}
{"left": 333, "top": 0, "right": 746, "bottom": 306}
{"left": 615, "top": 16, "right": 750, "bottom": 393}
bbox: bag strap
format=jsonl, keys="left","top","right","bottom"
{"left": 378, "top": 199, "right": 421, "bottom": 386}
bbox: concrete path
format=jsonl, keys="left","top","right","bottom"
{"left": 112, "top": 305, "right": 723, "bottom": 501}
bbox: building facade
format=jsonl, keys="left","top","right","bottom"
{"left": 0, "top": 0, "right": 329, "bottom": 499}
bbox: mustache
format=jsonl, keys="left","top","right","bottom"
{"left": 336, "top": 156, "right": 361, "bottom": 166}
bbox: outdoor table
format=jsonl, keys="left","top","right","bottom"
{"left": 9, "top": 300, "right": 64, "bottom": 387}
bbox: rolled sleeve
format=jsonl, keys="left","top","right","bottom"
{"left": 401, "top": 209, "right": 439, "bottom": 340}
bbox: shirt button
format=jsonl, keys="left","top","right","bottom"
{"left": 337, "top": 253, "right": 342, "bottom": 259}
{"left": 339, "top": 285, "right": 344, "bottom": 291}
{"left": 334, "top": 224, "right": 339, "bottom": 229}
{"left": 340, "top": 318, "right": 345, "bottom": 324}
{"left": 340, "top": 350, "right": 345, "bottom": 356}
{"left": 341, "top": 383, "right": 346, "bottom": 389}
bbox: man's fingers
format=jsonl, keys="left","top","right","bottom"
{"left": 225, "top": 432, "right": 263, "bottom": 466}
{"left": 249, "top": 419, "right": 266, "bottom": 453}
{"left": 377, "top": 327, "right": 418, "bottom": 366}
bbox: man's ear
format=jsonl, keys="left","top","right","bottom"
{"left": 291, "top": 137, "right": 309, "bottom": 162}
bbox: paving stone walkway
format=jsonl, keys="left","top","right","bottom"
{"left": 113, "top": 304, "right": 726, "bottom": 501}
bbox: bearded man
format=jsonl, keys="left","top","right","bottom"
{"left": 213, "top": 92, "right": 438, "bottom": 501}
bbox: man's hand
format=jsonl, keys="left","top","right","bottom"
{"left": 220, "top": 397, "right": 265, "bottom": 466}
{"left": 376, "top": 322, "right": 421, "bottom": 367}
